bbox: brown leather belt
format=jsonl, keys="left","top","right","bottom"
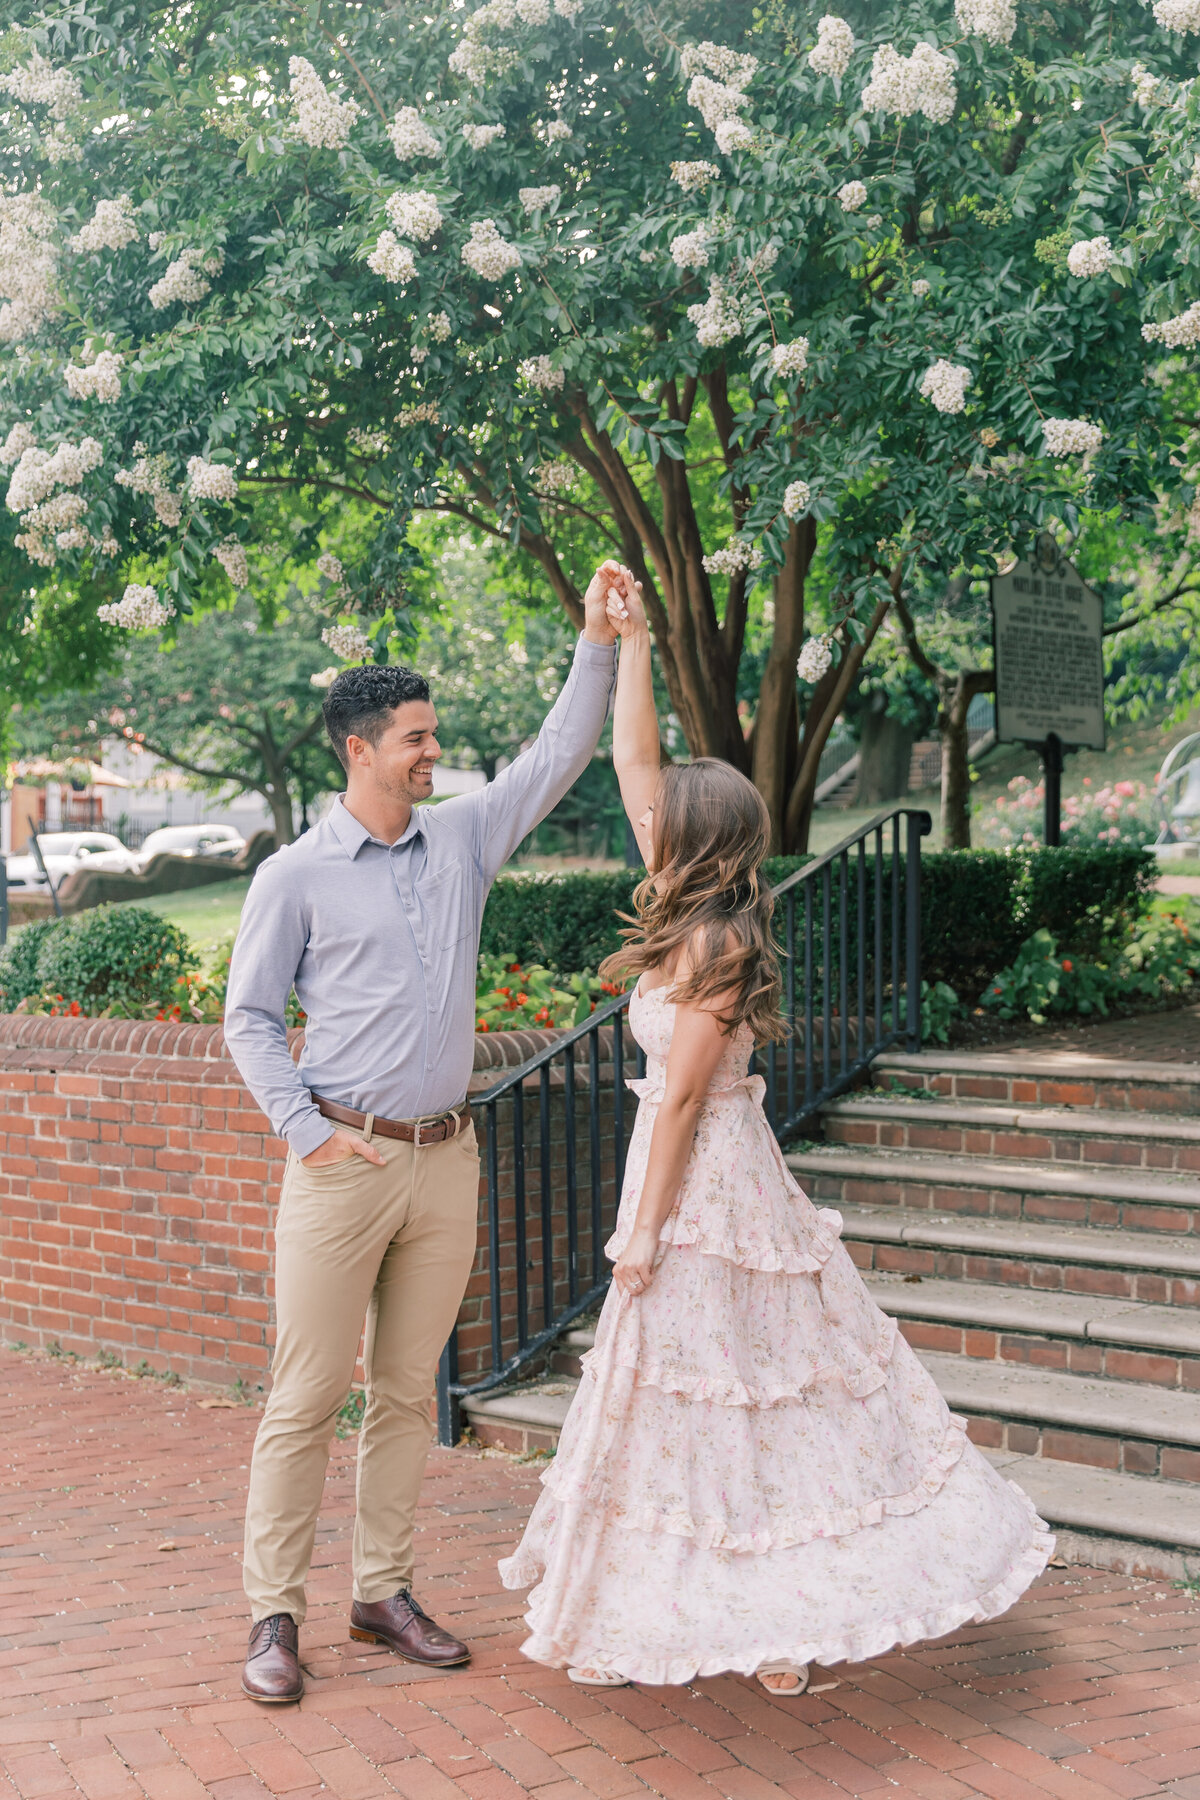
{"left": 313, "top": 1095, "right": 471, "bottom": 1146}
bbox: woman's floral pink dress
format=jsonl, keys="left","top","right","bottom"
{"left": 499, "top": 980, "right": 1053, "bottom": 1684}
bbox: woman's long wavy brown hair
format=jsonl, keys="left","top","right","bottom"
{"left": 600, "top": 758, "right": 784, "bottom": 1043}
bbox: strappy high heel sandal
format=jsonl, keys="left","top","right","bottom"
{"left": 756, "top": 1661, "right": 809, "bottom": 1696}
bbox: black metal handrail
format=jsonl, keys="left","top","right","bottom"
{"left": 436, "top": 804, "right": 931, "bottom": 1444}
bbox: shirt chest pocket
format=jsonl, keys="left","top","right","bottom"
{"left": 420, "top": 860, "right": 475, "bottom": 949}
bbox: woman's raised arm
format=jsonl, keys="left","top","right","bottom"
{"left": 605, "top": 572, "right": 659, "bottom": 867}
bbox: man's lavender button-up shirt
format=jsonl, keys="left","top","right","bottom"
{"left": 222, "top": 635, "right": 617, "bottom": 1158}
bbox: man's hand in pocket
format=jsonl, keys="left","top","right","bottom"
{"left": 301, "top": 1128, "right": 385, "bottom": 1169}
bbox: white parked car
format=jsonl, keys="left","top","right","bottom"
{"left": 5, "top": 831, "right": 140, "bottom": 891}
{"left": 136, "top": 823, "right": 246, "bottom": 867}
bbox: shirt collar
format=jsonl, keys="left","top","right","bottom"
{"left": 327, "top": 794, "right": 425, "bottom": 860}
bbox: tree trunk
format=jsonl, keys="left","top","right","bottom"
{"left": 265, "top": 783, "right": 296, "bottom": 846}
{"left": 939, "top": 669, "right": 994, "bottom": 850}
{"left": 857, "top": 695, "right": 919, "bottom": 806}
{"left": 751, "top": 518, "right": 816, "bottom": 853}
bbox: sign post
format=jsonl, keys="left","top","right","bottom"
{"left": 990, "top": 535, "right": 1105, "bottom": 845}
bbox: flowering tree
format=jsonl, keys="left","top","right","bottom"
{"left": 0, "top": 0, "right": 1196, "bottom": 848}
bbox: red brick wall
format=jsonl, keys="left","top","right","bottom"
{"left": 0, "top": 1014, "right": 567, "bottom": 1390}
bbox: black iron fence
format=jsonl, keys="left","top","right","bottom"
{"left": 436, "top": 804, "right": 931, "bottom": 1444}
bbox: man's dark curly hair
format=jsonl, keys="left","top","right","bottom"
{"left": 322, "top": 664, "right": 431, "bottom": 770}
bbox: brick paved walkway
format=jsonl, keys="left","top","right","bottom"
{"left": 4, "top": 1352, "right": 1200, "bottom": 1800}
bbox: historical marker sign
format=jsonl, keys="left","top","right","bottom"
{"left": 991, "top": 544, "right": 1105, "bottom": 752}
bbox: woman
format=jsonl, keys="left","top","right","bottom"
{"left": 499, "top": 572, "right": 1052, "bottom": 1694}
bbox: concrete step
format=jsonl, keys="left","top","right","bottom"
{"left": 788, "top": 1143, "right": 1200, "bottom": 1235}
{"left": 872, "top": 1050, "right": 1200, "bottom": 1117}
{"left": 840, "top": 1203, "right": 1200, "bottom": 1307}
{"left": 824, "top": 1093, "right": 1200, "bottom": 1175}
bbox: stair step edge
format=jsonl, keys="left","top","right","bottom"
{"left": 787, "top": 1147, "right": 1200, "bottom": 1206}
{"left": 838, "top": 1204, "right": 1200, "bottom": 1274}
{"left": 874, "top": 1050, "right": 1200, "bottom": 1085}
{"left": 917, "top": 1349, "right": 1200, "bottom": 1445}
{"left": 984, "top": 1450, "right": 1200, "bottom": 1552}
{"left": 824, "top": 1097, "right": 1200, "bottom": 1142}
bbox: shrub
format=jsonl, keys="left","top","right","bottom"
{"left": 981, "top": 905, "right": 1200, "bottom": 1024}
{"left": 976, "top": 775, "right": 1164, "bottom": 849}
{"left": 480, "top": 870, "right": 642, "bottom": 973}
{"left": 1016, "top": 844, "right": 1155, "bottom": 958}
{"left": 34, "top": 905, "right": 197, "bottom": 1017}
{"left": 0, "top": 918, "right": 65, "bottom": 1012}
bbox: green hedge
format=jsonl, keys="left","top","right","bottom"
{"left": 0, "top": 905, "right": 197, "bottom": 1016}
{"left": 480, "top": 845, "right": 1156, "bottom": 1003}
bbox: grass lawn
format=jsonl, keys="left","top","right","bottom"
{"left": 128, "top": 877, "right": 252, "bottom": 954}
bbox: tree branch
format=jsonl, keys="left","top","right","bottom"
{"left": 1103, "top": 579, "right": 1200, "bottom": 637}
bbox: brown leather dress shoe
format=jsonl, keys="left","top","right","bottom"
{"left": 241, "top": 1613, "right": 303, "bottom": 1703}
{"left": 349, "top": 1590, "right": 470, "bottom": 1666}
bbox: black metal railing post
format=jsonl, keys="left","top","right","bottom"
{"left": 905, "top": 808, "right": 924, "bottom": 1052}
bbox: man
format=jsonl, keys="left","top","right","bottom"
{"left": 223, "top": 562, "right": 629, "bottom": 1703}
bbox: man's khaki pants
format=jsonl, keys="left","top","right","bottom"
{"left": 243, "top": 1122, "right": 480, "bottom": 1625}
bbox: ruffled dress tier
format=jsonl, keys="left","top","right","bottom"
{"left": 499, "top": 981, "right": 1053, "bottom": 1686}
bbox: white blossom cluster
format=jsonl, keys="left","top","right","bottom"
{"left": 448, "top": 0, "right": 580, "bottom": 83}
{"left": 715, "top": 119, "right": 755, "bottom": 152}
{"left": 680, "top": 42, "right": 759, "bottom": 87}
{"left": 671, "top": 160, "right": 720, "bottom": 192}
{"left": 461, "top": 219, "right": 521, "bottom": 278}
{"left": 368, "top": 232, "right": 418, "bottom": 285}
{"left": 317, "top": 552, "right": 345, "bottom": 582}
{"left": 797, "top": 635, "right": 833, "bottom": 682}
{"left": 866, "top": 213, "right": 883, "bottom": 228}
{"left": 349, "top": 426, "right": 389, "bottom": 455}
{"left": 388, "top": 106, "right": 441, "bottom": 161}
{"left": 838, "top": 179, "right": 867, "bottom": 212}
{"left": 186, "top": 456, "right": 238, "bottom": 501}
{"left": 519, "top": 184, "right": 561, "bottom": 213}
{"left": 6, "top": 436, "right": 102, "bottom": 514}
{"left": 115, "top": 449, "right": 172, "bottom": 495}
{"left": 540, "top": 117, "right": 572, "bottom": 143}
{"left": 40, "top": 124, "right": 83, "bottom": 165}
{"left": 954, "top": 0, "right": 1017, "bottom": 46}
{"left": 783, "top": 478, "right": 812, "bottom": 518}
{"left": 322, "top": 622, "right": 372, "bottom": 660}
{"left": 1041, "top": 417, "right": 1103, "bottom": 456}
{"left": 1131, "top": 63, "right": 1168, "bottom": 108}
{"left": 519, "top": 355, "right": 564, "bottom": 391}
{"left": 702, "top": 536, "right": 764, "bottom": 576}
{"left": 0, "top": 193, "right": 59, "bottom": 343}
{"left": 428, "top": 310, "right": 452, "bottom": 341}
{"left": 1067, "top": 235, "right": 1113, "bottom": 278}
{"left": 0, "top": 51, "right": 82, "bottom": 118}
{"left": 979, "top": 426, "right": 1000, "bottom": 447}
{"left": 70, "top": 195, "right": 139, "bottom": 253}
{"left": 148, "top": 247, "right": 220, "bottom": 310}
{"left": 1142, "top": 301, "right": 1200, "bottom": 345}
{"left": 213, "top": 537, "right": 250, "bottom": 587}
{"left": 310, "top": 665, "right": 339, "bottom": 688}
{"left": 687, "top": 279, "right": 745, "bottom": 348}
{"left": 919, "top": 358, "right": 972, "bottom": 413}
{"left": 396, "top": 401, "right": 441, "bottom": 426}
{"left": 687, "top": 74, "right": 752, "bottom": 132}
{"left": 0, "top": 423, "right": 38, "bottom": 466}
{"left": 64, "top": 349, "right": 123, "bottom": 403}
{"left": 912, "top": 277, "right": 932, "bottom": 296}
{"left": 861, "top": 42, "right": 957, "bottom": 125}
{"left": 99, "top": 584, "right": 173, "bottom": 631}
{"left": 769, "top": 338, "right": 810, "bottom": 377}
{"left": 1154, "top": 0, "right": 1200, "bottom": 29}
{"left": 1186, "top": 157, "right": 1200, "bottom": 200}
{"left": 154, "top": 492, "right": 183, "bottom": 527}
{"left": 287, "top": 58, "right": 360, "bottom": 150}
{"left": 462, "top": 123, "right": 506, "bottom": 153}
{"left": 534, "top": 460, "right": 574, "bottom": 492}
{"left": 670, "top": 224, "right": 713, "bottom": 269}
{"left": 809, "top": 16, "right": 855, "bottom": 79}
{"left": 385, "top": 191, "right": 443, "bottom": 241}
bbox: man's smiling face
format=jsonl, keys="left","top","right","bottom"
{"left": 346, "top": 699, "right": 442, "bottom": 806}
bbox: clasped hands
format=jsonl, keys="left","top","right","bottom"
{"left": 582, "top": 560, "right": 646, "bottom": 645}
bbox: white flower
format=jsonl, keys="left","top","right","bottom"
{"left": 98, "top": 584, "right": 173, "bottom": 631}
{"left": 214, "top": 536, "right": 249, "bottom": 587}
{"left": 1131, "top": 63, "right": 1167, "bottom": 107}
{"left": 461, "top": 219, "right": 521, "bottom": 279}
{"left": 287, "top": 57, "right": 361, "bottom": 150}
{"left": 912, "top": 277, "right": 931, "bottom": 296}
{"left": 1142, "top": 301, "right": 1200, "bottom": 345}
{"left": 680, "top": 43, "right": 759, "bottom": 88}
{"left": 396, "top": 402, "right": 440, "bottom": 427}
{"left": 687, "top": 280, "right": 745, "bottom": 348}
{"left": 838, "top": 180, "right": 867, "bottom": 212}
{"left": 317, "top": 552, "right": 345, "bottom": 582}
{"left": 671, "top": 161, "right": 720, "bottom": 193}
{"left": 809, "top": 16, "right": 855, "bottom": 80}
{"left": 554, "top": 0, "right": 583, "bottom": 16}
{"left": 0, "top": 192, "right": 59, "bottom": 343}
{"left": 670, "top": 225, "right": 714, "bottom": 270}
{"left": 6, "top": 436, "right": 102, "bottom": 513}
{"left": 542, "top": 117, "right": 572, "bottom": 143}
{"left": 1067, "top": 235, "right": 1113, "bottom": 278}
{"left": 64, "top": 349, "right": 123, "bottom": 403}
{"left": 0, "top": 51, "right": 82, "bottom": 119}
{"left": 428, "top": 310, "right": 452, "bottom": 341}
{"left": 518, "top": 0, "right": 551, "bottom": 22}
{"left": 0, "top": 423, "right": 37, "bottom": 466}
{"left": 322, "top": 622, "right": 372, "bottom": 660}
{"left": 310, "top": 666, "right": 340, "bottom": 688}
{"left": 462, "top": 122, "right": 507, "bottom": 148}
{"left": 385, "top": 191, "right": 444, "bottom": 242}
{"left": 70, "top": 196, "right": 139, "bottom": 253}
{"left": 716, "top": 118, "right": 755, "bottom": 153}
{"left": 186, "top": 456, "right": 238, "bottom": 501}
{"left": 348, "top": 426, "right": 389, "bottom": 455}
{"left": 519, "top": 355, "right": 564, "bottom": 392}
{"left": 919, "top": 359, "right": 972, "bottom": 413}
{"left": 954, "top": 0, "right": 1017, "bottom": 46}
{"left": 1041, "top": 417, "right": 1103, "bottom": 456}
{"left": 1154, "top": 0, "right": 1200, "bottom": 29}
{"left": 866, "top": 213, "right": 883, "bottom": 228}
{"left": 769, "top": 338, "right": 810, "bottom": 377}
{"left": 389, "top": 106, "right": 441, "bottom": 161}
{"left": 368, "top": 231, "right": 418, "bottom": 285}
{"left": 519, "top": 184, "right": 562, "bottom": 213}
{"left": 797, "top": 635, "right": 833, "bottom": 682}
{"left": 148, "top": 248, "right": 213, "bottom": 310}
{"left": 534, "top": 460, "right": 574, "bottom": 493}
{"left": 861, "top": 42, "right": 957, "bottom": 125}
{"left": 153, "top": 491, "right": 183, "bottom": 527}
{"left": 1186, "top": 157, "right": 1200, "bottom": 200}
{"left": 783, "top": 479, "right": 811, "bottom": 519}
{"left": 702, "top": 536, "right": 763, "bottom": 576}
{"left": 687, "top": 74, "right": 751, "bottom": 132}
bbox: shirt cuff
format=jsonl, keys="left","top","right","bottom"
{"left": 284, "top": 1108, "right": 337, "bottom": 1160}
{"left": 575, "top": 634, "right": 619, "bottom": 673}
